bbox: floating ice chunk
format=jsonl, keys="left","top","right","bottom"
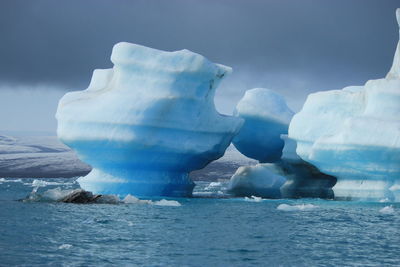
{"left": 58, "top": 244, "right": 72, "bottom": 250}
{"left": 228, "top": 164, "right": 286, "bottom": 198}
{"left": 122, "top": 194, "right": 140, "bottom": 203}
{"left": 244, "top": 195, "right": 263, "bottom": 202}
{"left": 153, "top": 199, "right": 181, "bottom": 207}
{"left": 379, "top": 205, "right": 395, "bottom": 214}
{"left": 122, "top": 194, "right": 152, "bottom": 204}
{"left": 277, "top": 203, "right": 318, "bottom": 211}
{"left": 123, "top": 194, "right": 181, "bottom": 206}
{"left": 56, "top": 42, "right": 243, "bottom": 197}
{"left": 288, "top": 9, "right": 400, "bottom": 202}
{"left": 233, "top": 88, "right": 294, "bottom": 163}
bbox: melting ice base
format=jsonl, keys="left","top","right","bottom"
{"left": 1, "top": 177, "right": 399, "bottom": 266}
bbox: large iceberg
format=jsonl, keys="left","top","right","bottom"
{"left": 232, "top": 88, "right": 294, "bottom": 163}
{"left": 289, "top": 9, "right": 400, "bottom": 201}
{"left": 56, "top": 42, "right": 243, "bottom": 197}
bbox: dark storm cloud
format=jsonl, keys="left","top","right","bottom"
{"left": 0, "top": 0, "right": 398, "bottom": 89}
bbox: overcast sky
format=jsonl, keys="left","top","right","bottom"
{"left": 0, "top": 0, "right": 398, "bottom": 134}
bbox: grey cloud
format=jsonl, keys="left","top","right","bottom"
{"left": 0, "top": 0, "right": 398, "bottom": 88}
{"left": 0, "top": 0, "right": 398, "bottom": 132}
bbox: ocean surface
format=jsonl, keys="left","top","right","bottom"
{"left": 0, "top": 177, "right": 399, "bottom": 266}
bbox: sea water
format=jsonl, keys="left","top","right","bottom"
{"left": 0, "top": 178, "right": 399, "bottom": 266}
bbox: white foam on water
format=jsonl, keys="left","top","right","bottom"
{"left": 277, "top": 203, "right": 318, "bottom": 211}
{"left": 379, "top": 205, "right": 395, "bottom": 214}
{"left": 244, "top": 196, "right": 263, "bottom": 202}
{"left": 58, "top": 244, "right": 72, "bottom": 250}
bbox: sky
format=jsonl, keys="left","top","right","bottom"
{"left": 0, "top": 0, "right": 398, "bottom": 134}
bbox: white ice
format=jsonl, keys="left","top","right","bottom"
{"left": 277, "top": 203, "right": 318, "bottom": 211}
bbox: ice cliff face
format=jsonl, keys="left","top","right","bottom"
{"left": 232, "top": 88, "right": 294, "bottom": 163}
{"left": 56, "top": 42, "right": 243, "bottom": 197}
{"left": 289, "top": 9, "right": 400, "bottom": 201}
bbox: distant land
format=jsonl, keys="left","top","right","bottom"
{"left": 0, "top": 133, "right": 256, "bottom": 180}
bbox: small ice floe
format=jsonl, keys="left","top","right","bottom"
{"left": 277, "top": 203, "right": 318, "bottom": 211}
{"left": 123, "top": 194, "right": 152, "bottom": 204}
{"left": 0, "top": 178, "right": 22, "bottom": 183}
{"left": 58, "top": 244, "right": 72, "bottom": 250}
{"left": 244, "top": 196, "right": 263, "bottom": 202}
{"left": 153, "top": 199, "right": 181, "bottom": 206}
{"left": 123, "top": 194, "right": 181, "bottom": 206}
{"left": 379, "top": 205, "right": 395, "bottom": 214}
{"left": 379, "top": 198, "right": 390, "bottom": 203}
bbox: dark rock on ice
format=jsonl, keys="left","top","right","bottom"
{"left": 59, "top": 189, "right": 101, "bottom": 203}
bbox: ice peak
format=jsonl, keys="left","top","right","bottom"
{"left": 386, "top": 8, "right": 400, "bottom": 80}
{"left": 397, "top": 8, "right": 400, "bottom": 26}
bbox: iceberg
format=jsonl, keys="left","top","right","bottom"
{"left": 56, "top": 42, "right": 243, "bottom": 197}
{"left": 228, "top": 135, "right": 336, "bottom": 199}
{"left": 227, "top": 88, "right": 335, "bottom": 199}
{"left": 232, "top": 88, "right": 294, "bottom": 163}
{"left": 288, "top": 9, "right": 400, "bottom": 201}
{"left": 228, "top": 163, "right": 286, "bottom": 198}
